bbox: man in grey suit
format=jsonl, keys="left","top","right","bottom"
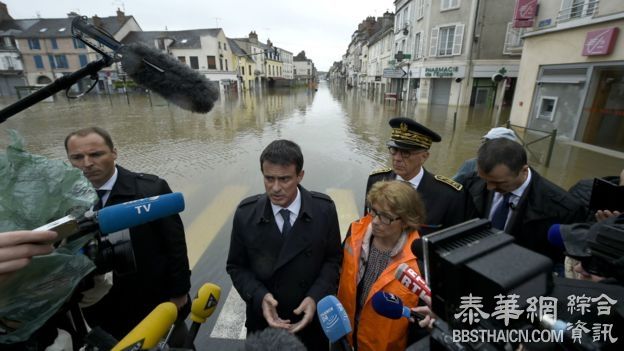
{"left": 226, "top": 139, "right": 342, "bottom": 351}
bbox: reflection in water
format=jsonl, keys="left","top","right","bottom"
{"left": 1, "top": 82, "right": 622, "bottom": 224}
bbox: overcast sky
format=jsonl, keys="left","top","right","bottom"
{"left": 3, "top": 0, "right": 395, "bottom": 71}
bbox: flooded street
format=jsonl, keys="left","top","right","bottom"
{"left": 1, "top": 82, "right": 623, "bottom": 349}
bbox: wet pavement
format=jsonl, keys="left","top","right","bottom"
{"left": 1, "top": 81, "right": 623, "bottom": 349}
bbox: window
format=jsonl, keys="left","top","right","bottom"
{"left": 55, "top": 55, "right": 68, "bottom": 68}
{"left": 49, "top": 38, "right": 58, "bottom": 49}
{"left": 224, "top": 43, "right": 227, "bottom": 51}
{"left": 48, "top": 55, "right": 56, "bottom": 69}
{"left": 413, "top": 32, "right": 423, "bottom": 58}
{"left": 307, "top": 69, "right": 310, "bottom": 75}
{"left": 503, "top": 22, "right": 526, "bottom": 55}
{"left": 207, "top": 56, "right": 216, "bottom": 69}
{"left": 416, "top": 0, "right": 425, "bottom": 20}
{"left": 441, "top": 0, "right": 460, "bottom": 11}
{"left": 242, "top": 66, "right": 245, "bottom": 75}
{"left": 73, "top": 38, "right": 85, "bottom": 49}
{"left": 395, "top": 12, "right": 402, "bottom": 32}
{"left": 79, "top": 54, "right": 88, "bottom": 67}
{"left": 190, "top": 56, "right": 199, "bottom": 69}
{"left": 28, "top": 38, "right": 40, "bottom": 50}
{"left": 248, "top": 65, "right": 251, "bottom": 74}
{"left": 219, "top": 58, "right": 223, "bottom": 70}
{"left": 178, "top": 56, "right": 186, "bottom": 64}
{"left": 537, "top": 96, "right": 558, "bottom": 121}
{"left": 33, "top": 55, "right": 44, "bottom": 69}
{"left": 218, "top": 42, "right": 221, "bottom": 49}
{"left": 429, "top": 24, "right": 464, "bottom": 57}
{"left": 558, "top": 0, "right": 598, "bottom": 21}
{"left": 225, "top": 59, "right": 228, "bottom": 71}
{"left": 402, "top": 7, "right": 409, "bottom": 27}
{"left": 294, "top": 68, "right": 297, "bottom": 75}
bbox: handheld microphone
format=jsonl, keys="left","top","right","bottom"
{"left": 183, "top": 283, "right": 221, "bottom": 349}
{"left": 547, "top": 224, "right": 565, "bottom": 249}
{"left": 72, "top": 16, "right": 219, "bottom": 114}
{"left": 111, "top": 302, "right": 178, "bottom": 351}
{"left": 34, "top": 192, "right": 185, "bottom": 242}
{"left": 395, "top": 263, "right": 431, "bottom": 300}
{"left": 317, "top": 295, "right": 353, "bottom": 351}
{"left": 411, "top": 238, "right": 423, "bottom": 257}
{"left": 371, "top": 291, "right": 425, "bottom": 321}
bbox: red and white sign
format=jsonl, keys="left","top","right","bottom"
{"left": 582, "top": 27, "right": 619, "bottom": 56}
{"left": 513, "top": 19, "right": 534, "bottom": 28}
{"left": 514, "top": 0, "right": 538, "bottom": 21}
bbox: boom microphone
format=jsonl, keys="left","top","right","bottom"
{"left": 183, "top": 283, "right": 221, "bottom": 349}
{"left": 395, "top": 263, "right": 431, "bottom": 300}
{"left": 72, "top": 16, "right": 219, "bottom": 113}
{"left": 111, "top": 302, "right": 178, "bottom": 351}
{"left": 317, "top": 295, "right": 353, "bottom": 351}
{"left": 34, "top": 192, "right": 185, "bottom": 241}
{"left": 371, "top": 291, "right": 424, "bottom": 321}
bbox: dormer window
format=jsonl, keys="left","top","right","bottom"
{"left": 181, "top": 39, "right": 188, "bottom": 44}
{"left": 58, "top": 27, "right": 66, "bottom": 32}
{"left": 39, "top": 28, "right": 48, "bottom": 32}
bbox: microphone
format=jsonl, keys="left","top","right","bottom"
{"left": 111, "top": 302, "right": 178, "bottom": 351}
{"left": 371, "top": 291, "right": 425, "bottom": 321}
{"left": 72, "top": 16, "right": 219, "bottom": 114}
{"left": 547, "top": 224, "right": 565, "bottom": 249}
{"left": 395, "top": 263, "right": 431, "bottom": 300}
{"left": 411, "top": 238, "right": 423, "bottom": 258}
{"left": 317, "top": 295, "right": 353, "bottom": 351}
{"left": 34, "top": 192, "right": 185, "bottom": 242}
{"left": 183, "top": 283, "right": 222, "bottom": 349}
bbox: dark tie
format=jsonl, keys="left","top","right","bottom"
{"left": 279, "top": 209, "right": 292, "bottom": 235}
{"left": 491, "top": 193, "right": 512, "bottom": 230}
{"left": 95, "top": 189, "right": 107, "bottom": 210}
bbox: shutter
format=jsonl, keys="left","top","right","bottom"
{"left": 419, "top": 32, "right": 425, "bottom": 58}
{"left": 452, "top": 24, "right": 464, "bottom": 56}
{"left": 429, "top": 27, "right": 439, "bottom": 57}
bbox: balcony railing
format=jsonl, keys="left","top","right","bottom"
{"left": 557, "top": 0, "right": 599, "bottom": 23}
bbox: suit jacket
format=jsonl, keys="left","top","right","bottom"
{"left": 82, "top": 166, "right": 191, "bottom": 339}
{"left": 226, "top": 185, "right": 342, "bottom": 351}
{"left": 366, "top": 168, "right": 472, "bottom": 235}
{"left": 463, "top": 168, "right": 586, "bottom": 262}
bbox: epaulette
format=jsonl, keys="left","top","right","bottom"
{"left": 136, "top": 173, "right": 159, "bottom": 182}
{"left": 239, "top": 194, "right": 262, "bottom": 207}
{"left": 370, "top": 167, "right": 392, "bottom": 176}
{"left": 434, "top": 175, "right": 463, "bottom": 191}
{"left": 310, "top": 191, "right": 333, "bottom": 202}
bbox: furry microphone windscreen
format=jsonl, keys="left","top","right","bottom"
{"left": 120, "top": 43, "right": 219, "bottom": 113}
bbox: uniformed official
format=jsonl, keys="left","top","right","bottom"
{"left": 365, "top": 117, "right": 472, "bottom": 235}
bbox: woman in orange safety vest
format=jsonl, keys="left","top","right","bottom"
{"left": 337, "top": 180, "right": 426, "bottom": 351}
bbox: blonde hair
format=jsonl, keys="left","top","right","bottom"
{"left": 367, "top": 180, "right": 426, "bottom": 231}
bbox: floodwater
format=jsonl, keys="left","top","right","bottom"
{"left": 1, "top": 81, "right": 622, "bottom": 349}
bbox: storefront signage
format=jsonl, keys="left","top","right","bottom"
{"left": 513, "top": 0, "right": 537, "bottom": 28}
{"left": 582, "top": 27, "right": 619, "bottom": 56}
{"left": 423, "top": 66, "right": 460, "bottom": 78}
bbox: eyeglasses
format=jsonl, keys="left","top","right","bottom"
{"left": 369, "top": 207, "right": 400, "bottom": 225}
{"left": 388, "top": 147, "right": 421, "bottom": 158}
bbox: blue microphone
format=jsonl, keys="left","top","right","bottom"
{"left": 316, "top": 295, "right": 353, "bottom": 351}
{"left": 96, "top": 192, "right": 185, "bottom": 234}
{"left": 371, "top": 291, "right": 424, "bottom": 321}
{"left": 547, "top": 224, "right": 564, "bottom": 249}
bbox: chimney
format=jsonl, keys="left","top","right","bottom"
{"left": 248, "top": 30, "right": 258, "bottom": 42}
{"left": 92, "top": 15, "right": 102, "bottom": 28}
{"left": 116, "top": 8, "right": 125, "bottom": 23}
{"left": 266, "top": 39, "right": 272, "bottom": 47}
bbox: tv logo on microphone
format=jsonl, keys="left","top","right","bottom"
{"left": 134, "top": 204, "right": 152, "bottom": 214}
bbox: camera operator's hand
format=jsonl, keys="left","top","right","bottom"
{"left": 0, "top": 230, "right": 57, "bottom": 282}
{"left": 410, "top": 295, "right": 437, "bottom": 330}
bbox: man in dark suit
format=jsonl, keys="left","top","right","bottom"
{"left": 227, "top": 139, "right": 342, "bottom": 351}
{"left": 65, "top": 127, "right": 191, "bottom": 341}
{"left": 463, "top": 138, "right": 586, "bottom": 264}
{"left": 366, "top": 117, "right": 471, "bottom": 235}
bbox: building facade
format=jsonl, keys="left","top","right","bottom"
{"left": 510, "top": 0, "right": 624, "bottom": 152}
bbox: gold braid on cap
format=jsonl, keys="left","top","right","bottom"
{"left": 391, "top": 122, "right": 432, "bottom": 149}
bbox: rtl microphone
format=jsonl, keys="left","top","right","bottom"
{"left": 111, "top": 302, "right": 178, "bottom": 351}
{"left": 317, "top": 295, "right": 353, "bottom": 351}
{"left": 72, "top": 16, "right": 219, "bottom": 114}
{"left": 371, "top": 291, "right": 425, "bottom": 322}
{"left": 34, "top": 192, "right": 185, "bottom": 242}
{"left": 395, "top": 263, "right": 431, "bottom": 300}
{"left": 183, "top": 283, "right": 222, "bottom": 349}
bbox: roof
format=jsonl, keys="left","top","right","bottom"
{"left": 0, "top": 18, "right": 38, "bottom": 35}
{"left": 16, "top": 15, "right": 134, "bottom": 38}
{"left": 227, "top": 38, "right": 255, "bottom": 62}
{"left": 121, "top": 28, "right": 221, "bottom": 49}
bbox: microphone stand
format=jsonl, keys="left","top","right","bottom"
{"left": 0, "top": 55, "right": 113, "bottom": 124}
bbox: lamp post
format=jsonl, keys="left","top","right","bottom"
{"left": 453, "top": 77, "right": 463, "bottom": 131}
